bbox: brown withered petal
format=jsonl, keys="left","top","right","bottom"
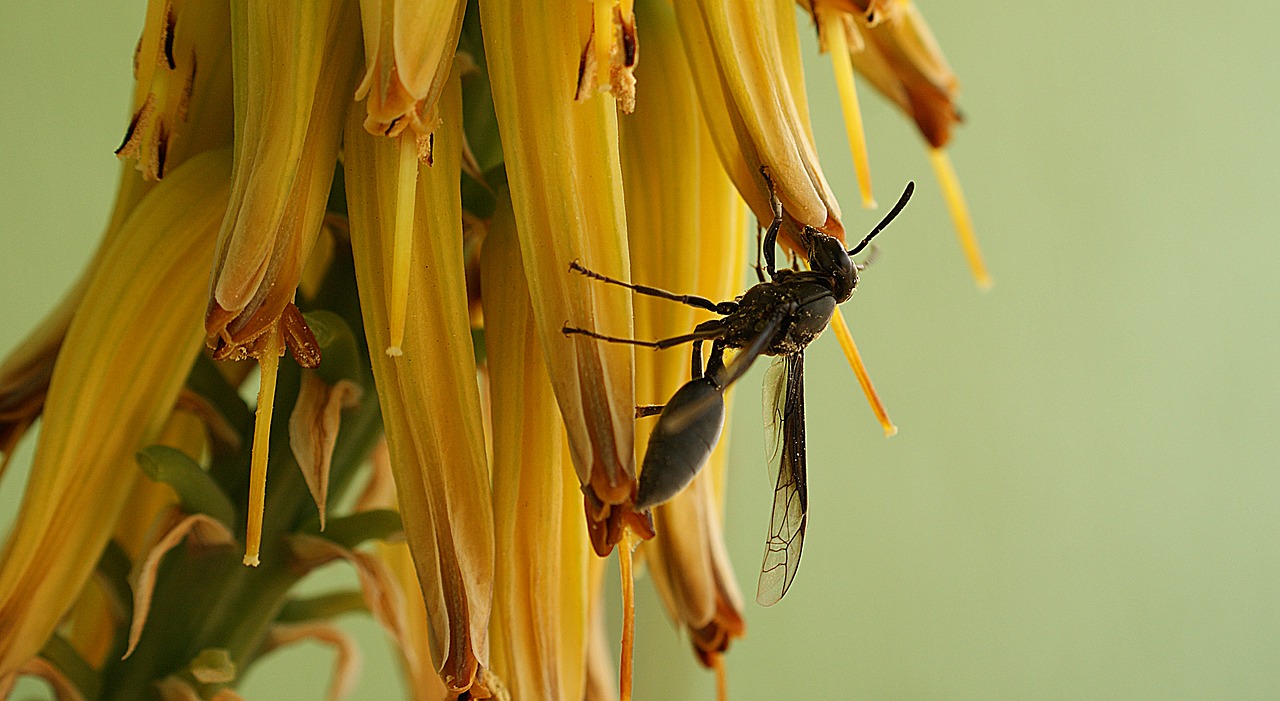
{"left": 125, "top": 513, "right": 236, "bottom": 659}
{"left": 818, "top": 0, "right": 960, "bottom": 148}
{"left": 117, "top": 0, "right": 233, "bottom": 180}
{"left": 289, "top": 373, "right": 363, "bottom": 530}
{"left": 0, "top": 657, "right": 87, "bottom": 701}
{"left": 266, "top": 623, "right": 361, "bottom": 701}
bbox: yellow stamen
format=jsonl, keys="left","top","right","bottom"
{"left": 618, "top": 529, "right": 636, "bottom": 701}
{"left": 831, "top": 307, "right": 896, "bottom": 437}
{"left": 712, "top": 653, "right": 729, "bottom": 701}
{"left": 243, "top": 324, "right": 283, "bottom": 567}
{"left": 819, "top": 10, "right": 876, "bottom": 209}
{"left": 594, "top": 0, "right": 614, "bottom": 93}
{"left": 387, "top": 133, "right": 419, "bottom": 357}
{"left": 928, "top": 147, "right": 992, "bottom": 289}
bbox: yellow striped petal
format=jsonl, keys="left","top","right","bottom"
{"left": 344, "top": 63, "right": 496, "bottom": 698}
{"left": 354, "top": 0, "right": 466, "bottom": 137}
{"left": 480, "top": 0, "right": 643, "bottom": 556}
{"left": 204, "top": 0, "right": 361, "bottom": 358}
{"left": 621, "top": 0, "right": 748, "bottom": 669}
{"left": 0, "top": 150, "right": 232, "bottom": 679}
{"left": 676, "top": 0, "right": 845, "bottom": 238}
{"left": 484, "top": 189, "right": 591, "bottom": 701}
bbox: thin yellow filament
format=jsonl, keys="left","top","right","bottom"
{"left": 928, "top": 147, "right": 992, "bottom": 289}
{"left": 831, "top": 307, "right": 897, "bottom": 437}
{"left": 594, "top": 0, "right": 614, "bottom": 93}
{"left": 244, "top": 324, "right": 283, "bottom": 566}
{"left": 820, "top": 10, "right": 876, "bottom": 209}
{"left": 388, "top": 133, "right": 419, "bottom": 356}
{"left": 712, "top": 653, "right": 728, "bottom": 701}
{"left": 618, "top": 530, "right": 636, "bottom": 701}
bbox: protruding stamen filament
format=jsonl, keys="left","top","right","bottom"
{"left": 594, "top": 0, "right": 614, "bottom": 92}
{"left": 820, "top": 10, "right": 876, "bottom": 209}
{"left": 388, "top": 133, "right": 419, "bottom": 357}
{"left": 928, "top": 147, "right": 992, "bottom": 289}
{"left": 619, "top": 529, "right": 636, "bottom": 701}
{"left": 712, "top": 653, "right": 729, "bottom": 701}
{"left": 831, "top": 308, "right": 897, "bottom": 437}
{"left": 244, "top": 324, "right": 284, "bottom": 566}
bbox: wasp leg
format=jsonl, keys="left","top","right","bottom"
{"left": 760, "top": 167, "right": 784, "bottom": 280}
{"left": 635, "top": 405, "right": 665, "bottom": 418}
{"left": 754, "top": 223, "right": 767, "bottom": 283}
{"left": 561, "top": 319, "right": 724, "bottom": 350}
{"left": 569, "top": 260, "right": 727, "bottom": 313}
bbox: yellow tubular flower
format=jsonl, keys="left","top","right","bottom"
{"left": 675, "top": 0, "right": 845, "bottom": 238}
{"left": 64, "top": 407, "right": 205, "bottom": 667}
{"left": 620, "top": 0, "right": 747, "bottom": 674}
{"left": 484, "top": 191, "right": 591, "bottom": 701}
{"left": 344, "top": 65, "right": 497, "bottom": 698}
{"left": 815, "top": 0, "right": 990, "bottom": 286}
{"left": 0, "top": 150, "right": 233, "bottom": 680}
{"left": 116, "top": 0, "right": 234, "bottom": 180}
{"left": 1, "top": 0, "right": 233, "bottom": 470}
{"left": 355, "top": 442, "right": 450, "bottom": 700}
{"left": 355, "top": 0, "right": 466, "bottom": 138}
{"left": 204, "top": 0, "right": 362, "bottom": 359}
{"left": 480, "top": 0, "right": 645, "bottom": 556}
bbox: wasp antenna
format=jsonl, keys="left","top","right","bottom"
{"left": 849, "top": 181, "right": 914, "bottom": 255}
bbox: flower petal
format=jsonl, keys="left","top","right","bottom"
{"left": 289, "top": 372, "right": 363, "bottom": 530}
{"left": 480, "top": 0, "right": 642, "bottom": 555}
{"left": 344, "top": 62, "right": 496, "bottom": 697}
{"left": 124, "top": 513, "right": 236, "bottom": 659}
{"left": 483, "top": 191, "right": 591, "bottom": 701}
{"left": 0, "top": 150, "right": 232, "bottom": 679}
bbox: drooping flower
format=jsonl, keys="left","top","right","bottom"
{"left": 0, "top": 1, "right": 983, "bottom": 698}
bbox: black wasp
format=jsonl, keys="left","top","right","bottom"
{"left": 563, "top": 178, "right": 914, "bottom": 605}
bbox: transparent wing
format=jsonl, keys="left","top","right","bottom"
{"left": 761, "top": 355, "right": 788, "bottom": 476}
{"left": 756, "top": 352, "right": 808, "bottom": 606}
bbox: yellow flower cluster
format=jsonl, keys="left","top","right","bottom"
{"left": 0, "top": 1, "right": 979, "bottom": 699}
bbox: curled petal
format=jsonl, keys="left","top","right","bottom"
{"left": 266, "top": 623, "right": 362, "bottom": 701}
{"left": 124, "top": 513, "right": 236, "bottom": 659}
{"left": 289, "top": 373, "right": 363, "bottom": 530}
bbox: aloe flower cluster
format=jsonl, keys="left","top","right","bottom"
{"left": 0, "top": 0, "right": 978, "bottom": 699}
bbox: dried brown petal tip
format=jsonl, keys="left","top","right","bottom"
{"left": 282, "top": 303, "right": 322, "bottom": 368}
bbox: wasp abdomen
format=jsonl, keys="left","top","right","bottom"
{"left": 635, "top": 377, "right": 726, "bottom": 510}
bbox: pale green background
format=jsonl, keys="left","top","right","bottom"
{"left": 3, "top": 2, "right": 1279, "bottom": 700}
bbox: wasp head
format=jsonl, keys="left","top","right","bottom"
{"left": 803, "top": 227, "right": 857, "bottom": 302}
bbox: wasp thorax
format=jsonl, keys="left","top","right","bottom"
{"left": 805, "top": 228, "right": 858, "bottom": 302}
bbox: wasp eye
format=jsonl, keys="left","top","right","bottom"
{"left": 807, "top": 232, "right": 853, "bottom": 277}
